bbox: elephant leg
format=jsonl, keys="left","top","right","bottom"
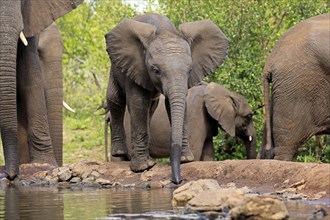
{"left": 127, "top": 86, "right": 155, "bottom": 172}
{"left": 17, "top": 37, "right": 57, "bottom": 167}
{"left": 201, "top": 138, "right": 215, "bottom": 161}
{"left": 165, "top": 98, "right": 194, "bottom": 163}
{"left": 107, "top": 72, "right": 127, "bottom": 157}
{"left": 272, "top": 107, "right": 301, "bottom": 161}
{"left": 17, "top": 105, "right": 30, "bottom": 164}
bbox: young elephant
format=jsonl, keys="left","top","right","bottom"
{"left": 261, "top": 14, "right": 330, "bottom": 160}
{"left": 105, "top": 13, "right": 229, "bottom": 183}
{"left": 110, "top": 82, "right": 256, "bottom": 161}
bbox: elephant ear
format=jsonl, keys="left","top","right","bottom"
{"left": 105, "top": 19, "right": 156, "bottom": 90}
{"left": 204, "top": 82, "right": 236, "bottom": 137}
{"left": 22, "top": 0, "right": 83, "bottom": 37}
{"left": 179, "top": 20, "right": 229, "bottom": 88}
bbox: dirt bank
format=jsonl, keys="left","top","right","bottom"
{"left": 1, "top": 160, "right": 329, "bottom": 198}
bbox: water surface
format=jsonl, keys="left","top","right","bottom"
{"left": 0, "top": 187, "right": 329, "bottom": 219}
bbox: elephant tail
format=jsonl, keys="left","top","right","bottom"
{"left": 98, "top": 102, "right": 110, "bottom": 162}
{"left": 104, "top": 110, "right": 111, "bottom": 162}
{"left": 262, "top": 69, "right": 273, "bottom": 158}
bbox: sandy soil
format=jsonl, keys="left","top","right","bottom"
{"left": 1, "top": 160, "right": 329, "bottom": 199}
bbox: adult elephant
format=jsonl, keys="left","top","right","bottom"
{"left": 0, "top": 0, "right": 82, "bottom": 180}
{"left": 261, "top": 14, "right": 330, "bottom": 160}
{"left": 18, "top": 23, "right": 64, "bottom": 166}
{"left": 118, "top": 82, "right": 256, "bottom": 161}
{"left": 105, "top": 13, "right": 229, "bottom": 183}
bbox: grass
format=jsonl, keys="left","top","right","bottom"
{"left": 0, "top": 118, "right": 329, "bottom": 166}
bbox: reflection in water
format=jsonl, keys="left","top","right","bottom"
{"left": 0, "top": 187, "right": 174, "bottom": 220}
{"left": 0, "top": 186, "right": 329, "bottom": 220}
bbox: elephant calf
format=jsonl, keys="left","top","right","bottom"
{"left": 108, "top": 82, "right": 256, "bottom": 161}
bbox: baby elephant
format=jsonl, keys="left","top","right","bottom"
{"left": 115, "top": 82, "right": 256, "bottom": 161}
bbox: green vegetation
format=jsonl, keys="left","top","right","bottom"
{"left": 0, "top": 0, "right": 328, "bottom": 165}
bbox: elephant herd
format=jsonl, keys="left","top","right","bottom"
{"left": 0, "top": 0, "right": 328, "bottom": 183}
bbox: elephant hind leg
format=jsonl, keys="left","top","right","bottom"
{"left": 201, "top": 138, "right": 215, "bottom": 161}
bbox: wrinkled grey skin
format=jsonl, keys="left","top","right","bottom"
{"left": 112, "top": 82, "right": 256, "bottom": 161}
{"left": 105, "top": 13, "right": 229, "bottom": 183}
{"left": 261, "top": 14, "right": 330, "bottom": 160}
{"left": 0, "top": 0, "right": 82, "bottom": 180}
{"left": 18, "top": 23, "right": 64, "bottom": 167}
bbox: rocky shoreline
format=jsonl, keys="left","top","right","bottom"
{"left": 1, "top": 160, "right": 329, "bottom": 198}
{"left": 1, "top": 160, "right": 329, "bottom": 219}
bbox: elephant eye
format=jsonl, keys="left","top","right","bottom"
{"left": 245, "top": 114, "right": 253, "bottom": 123}
{"left": 152, "top": 66, "right": 161, "bottom": 76}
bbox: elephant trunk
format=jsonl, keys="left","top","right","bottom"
{"left": 0, "top": 1, "right": 23, "bottom": 179}
{"left": 167, "top": 87, "right": 187, "bottom": 184}
{"left": 243, "top": 125, "right": 257, "bottom": 159}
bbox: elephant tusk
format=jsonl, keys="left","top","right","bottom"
{"left": 249, "top": 136, "right": 253, "bottom": 142}
{"left": 63, "top": 101, "right": 75, "bottom": 113}
{"left": 20, "top": 32, "right": 28, "bottom": 46}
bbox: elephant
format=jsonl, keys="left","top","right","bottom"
{"left": 18, "top": 23, "right": 64, "bottom": 166}
{"left": 0, "top": 0, "right": 82, "bottom": 180}
{"left": 261, "top": 14, "right": 330, "bottom": 160}
{"left": 105, "top": 13, "right": 229, "bottom": 183}
{"left": 114, "top": 82, "right": 256, "bottom": 161}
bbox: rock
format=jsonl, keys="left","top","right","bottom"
{"left": 58, "top": 182, "right": 71, "bottom": 189}
{"left": 45, "top": 175, "right": 59, "bottom": 185}
{"left": 90, "top": 170, "right": 100, "bottom": 178}
{"left": 95, "top": 178, "right": 111, "bottom": 185}
{"left": 186, "top": 188, "right": 246, "bottom": 211}
{"left": 172, "top": 179, "right": 220, "bottom": 207}
{"left": 147, "top": 181, "right": 163, "bottom": 189}
{"left": 313, "top": 205, "right": 328, "bottom": 218}
{"left": 229, "top": 195, "right": 289, "bottom": 220}
{"left": 57, "top": 167, "right": 72, "bottom": 181}
{"left": 81, "top": 170, "right": 92, "bottom": 179}
{"left": 0, "top": 178, "right": 10, "bottom": 188}
{"left": 33, "top": 171, "right": 48, "bottom": 179}
{"left": 311, "top": 191, "right": 327, "bottom": 200}
{"left": 140, "top": 170, "right": 156, "bottom": 182}
{"left": 82, "top": 176, "right": 95, "bottom": 183}
{"left": 70, "top": 177, "right": 82, "bottom": 183}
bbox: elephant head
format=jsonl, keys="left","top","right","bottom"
{"left": 105, "top": 13, "right": 229, "bottom": 183}
{"left": 204, "top": 82, "right": 256, "bottom": 159}
{"left": 0, "top": 0, "right": 82, "bottom": 180}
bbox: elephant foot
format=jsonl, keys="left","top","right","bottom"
{"left": 30, "top": 155, "right": 58, "bottom": 167}
{"left": 111, "top": 142, "right": 128, "bottom": 157}
{"left": 0, "top": 168, "right": 17, "bottom": 180}
{"left": 181, "top": 147, "right": 194, "bottom": 163}
{"left": 130, "top": 151, "right": 156, "bottom": 172}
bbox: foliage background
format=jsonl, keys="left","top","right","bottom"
{"left": 58, "top": 0, "right": 329, "bottom": 164}
{"left": 2, "top": 0, "right": 328, "bottom": 164}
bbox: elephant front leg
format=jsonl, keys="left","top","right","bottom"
{"left": 128, "top": 91, "right": 156, "bottom": 172}
{"left": 108, "top": 100, "right": 128, "bottom": 157}
{"left": 17, "top": 38, "right": 57, "bottom": 167}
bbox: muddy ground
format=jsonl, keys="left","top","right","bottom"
{"left": 1, "top": 160, "right": 329, "bottom": 199}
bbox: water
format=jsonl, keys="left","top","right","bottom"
{"left": 0, "top": 187, "right": 329, "bottom": 220}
